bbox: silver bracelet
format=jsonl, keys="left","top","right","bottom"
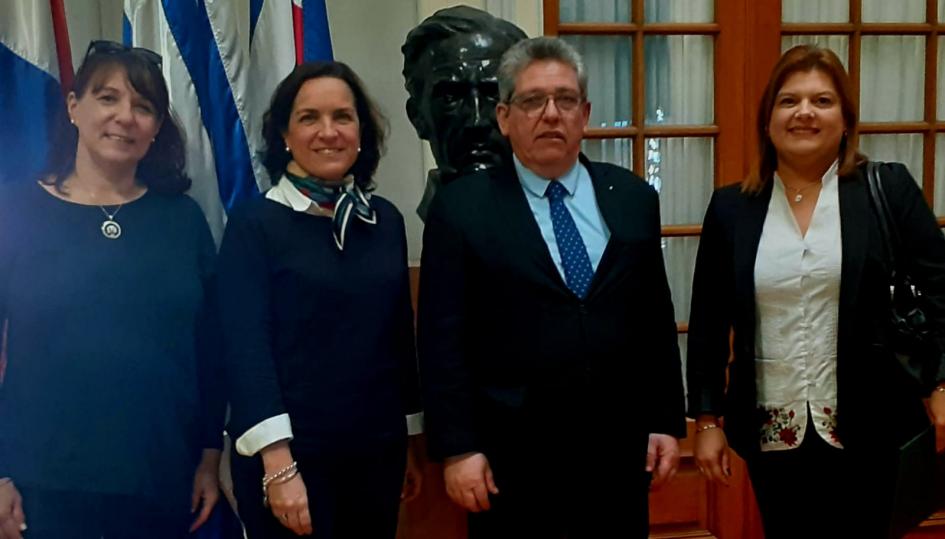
{"left": 262, "top": 461, "right": 298, "bottom": 507}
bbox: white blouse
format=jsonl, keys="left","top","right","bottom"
{"left": 753, "top": 161, "right": 843, "bottom": 452}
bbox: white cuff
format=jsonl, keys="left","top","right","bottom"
{"left": 235, "top": 414, "right": 294, "bottom": 456}
{"left": 406, "top": 412, "right": 424, "bottom": 435}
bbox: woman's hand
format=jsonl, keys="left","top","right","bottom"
{"left": 401, "top": 436, "right": 424, "bottom": 503}
{"left": 693, "top": 415, "right": 731, "bottom": 486}
{"left": 267, "top": 473, "right": 312, "bottom": 536}
{"left": 189, "top": 449, "right": 222, "bottom": 532}
{"left": 0, "top": 479, "right": 25, "bottom": 539}
{"left": 262, "top": 441, "right": 312, "bottom": 536}
{"left": 930, "top": 386, "right": 945, "bottom": 452}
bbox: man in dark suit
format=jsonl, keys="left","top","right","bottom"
{"left": 417, "top": 36, "right": 686, "bottom": 539}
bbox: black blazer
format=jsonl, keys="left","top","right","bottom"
{"left": 687, "top": 161, "right": 945, "bottom": 458}
{"left": 417, "top": 154, "right": 686, "bottom": 461}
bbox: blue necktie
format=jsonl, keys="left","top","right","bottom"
{"left": 546, "top": 181, "right": 594, "bottom": 298}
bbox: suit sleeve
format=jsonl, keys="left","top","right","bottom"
{"left": 641, "top": 185, "right": 687, "bottom": 439}
{"left": 686, "top": 190, "right": 736, "bottom": 417}
{"left": 216, "top": 206, "right": 287, "bottom": 445}
{"left": 417, "top": 191, "right": 478, "bottom": 460}
{"left": 880, "top": 162, "right": 945, "bottom": 386}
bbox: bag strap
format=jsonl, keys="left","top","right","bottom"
{"left": 866, "top": 160, "right": 900, "bottom": 279}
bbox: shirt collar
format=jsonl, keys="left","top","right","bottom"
{"left": 513, "top": 154, "right": 581, "bottom": 198}
{"left": 265, "top": 175, "right": 317, "bottom": 213}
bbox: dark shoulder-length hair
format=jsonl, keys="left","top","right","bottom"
{"left": 41, "top": 47, "right": 190, "bottom": 194}
{"left": 261, "top": 61, "right": 388, "bottom": 190}
{"left": 744, "top": 44, "right": 866, "bottom": 194}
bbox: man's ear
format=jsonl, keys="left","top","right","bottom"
{"left": 496, "top": 103, "right": 510, "bottom": 136}
{"left": 406, "top": 97, "right": 430, "bottom": 140}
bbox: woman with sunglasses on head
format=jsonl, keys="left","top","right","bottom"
{"left": 0, "top": 41, "right": 225, "bottom": 539}
{"left": 687, "top": 44, "right": 945, "bottom": 537}
{"left": 218, "top": 61, "right": 423, "bottom": 538}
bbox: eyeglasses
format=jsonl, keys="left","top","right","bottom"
{"left": 507, "top": 91, "right": 583, "bottom": 116}
{"left": 84, "top": 40, "right": 162, "bottom": 68}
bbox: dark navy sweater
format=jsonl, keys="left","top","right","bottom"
{"left": 217, "top": 193, "right": 420, "bottom": 452}
{"left": 0, "top": 181, "right": 224, "bottom": 501}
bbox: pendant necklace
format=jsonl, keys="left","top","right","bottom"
{"left": 98, "top": 204, "right": 124, "bottom": 239}
{"left": 784, "top": 181, "right": 821, "bottom": 204}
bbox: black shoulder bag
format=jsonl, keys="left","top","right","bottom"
{"left": 865, "top": 161, "right": 940, "bottom": 392}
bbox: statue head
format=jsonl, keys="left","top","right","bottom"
{"left": 402, "top": 6, "right": 527, "bottom": 181}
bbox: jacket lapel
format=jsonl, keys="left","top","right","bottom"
{"left": 584, "top": 156, "right": 623, "bottom": 298}
{"left": 490, "top": 163, "right": 570, "bottom": 293}
{"left": 734, "top": 181, "right": 773, "bottom": 351}
{"left": 837, "top": 170, "right": 869, "bottom": 358}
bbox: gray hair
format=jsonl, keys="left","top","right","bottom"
{"left": 497, "top": 36, "right": 587, "bottom": 103}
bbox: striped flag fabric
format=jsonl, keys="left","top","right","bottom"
{"left": 0, "top": 0, "right": 334, "bottom": 240}
{"left": 0, "top": 0, "right": 72, "bottom": 185}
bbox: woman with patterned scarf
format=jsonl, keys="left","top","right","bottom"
{"left": 217, "top": 62, "right": 423, "bottom": 539}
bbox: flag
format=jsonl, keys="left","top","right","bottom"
{"left": 0, "top": 0, "right": 72, "bottom": 184}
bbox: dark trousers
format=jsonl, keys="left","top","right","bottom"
{"left": 18, "top": 485, "right": 192, "bottom": 539}
{"left": 746, "top": 426, "right": 897, "bottom": 539}
{"left": 232, "top": 437, "right": 406, "bottom": 539}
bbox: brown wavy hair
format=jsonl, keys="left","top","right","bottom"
{"left": 743, "top": 44, "right": 866, "bottom": 194}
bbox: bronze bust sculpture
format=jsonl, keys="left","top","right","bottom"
{"left": 402, "top": 5, "right": 527, "bottom": 219}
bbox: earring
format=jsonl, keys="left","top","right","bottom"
{"left": 285, "top": 145, "right": 291, "bottom": 152}
{"left": 357, "top": 147, "right": 362, "bottom": 153}
{"left": 69, "top": 117, "right": 75, "bottom": 125}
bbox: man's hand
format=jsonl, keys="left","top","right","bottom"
{"left": 443, "top": 452, "right": 498, "bottom": 512}
{"left": 646, "top": 433, "right": 680, "bottom": 490}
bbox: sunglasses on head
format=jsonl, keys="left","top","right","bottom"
{"left": 84, "top": 40, "right": 162, "bottom": 68}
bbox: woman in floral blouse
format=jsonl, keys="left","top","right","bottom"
{"left": 686, "top": 44, "right": 945, "bottom": 538}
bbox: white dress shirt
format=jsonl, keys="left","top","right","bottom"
{"left": 753, "top": 161, "right": 843, "bottom": 452}
{"left": 234, "top": 177, "right": 424, "bottom": 457}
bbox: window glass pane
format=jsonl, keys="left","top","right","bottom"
{"left": 862, "top": 0, "right": 925, "bottom": 22}
{"left": 663, "top": 237, "right": 699, "bottom": 323}
{"left": 645, "top": 0, "right": 713, "bottom": 23}
{"left": 678, "top": 333, "right": 688, "bottom": 399}
{"left": 646, "top": 137, "right": 714, "bottom": 226}
{"left": 560, "top": 0, "right": 630, "bottom": 23}
{"left": 645, "top": 35, "right": 714, "bottom": 125}
{"left": 860, "top": 36, "right": 925, "bottom": 122}
{"left": 781, "top": 35, "right": 849, "bottom": 70}
{"left": 562, "top": 35, "right": 632, "bottom": 129}
{"left": 782, "top": 0, "right": 848, "bottom": 22}
{"left": 860, "top": 134, "right": 924, "bottom": 187}
{"left": 940, "top": 0, "right": 945, "bottom": 23}
{"left": 581, "top": 138, "right": 633, "bottom": 171}
{"left": 936, "top": 134, "right": 945, "bottom": 215}
{"left": 939, "top": 37, "right": 945, "bottom": 120}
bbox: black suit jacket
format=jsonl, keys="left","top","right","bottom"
{"left": 417, "top": 154, "right": 686, "bottom": 462}
{"left": 687, "top": 161, "right": 945, "bottom": 458}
